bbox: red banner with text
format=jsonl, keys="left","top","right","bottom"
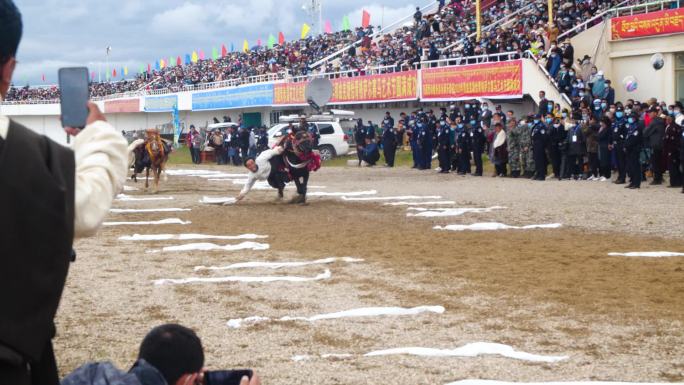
{"left": 421, "top": 60, "right": 523, "bottom": 101}
{"left": 104, "top": 98, "right": 140, "bottom": 113}
{"left": 611, "top": 8, "right": 684, "bottom": 40}
{"left": 274, "top": 70, "right": 418, "bottom": 105}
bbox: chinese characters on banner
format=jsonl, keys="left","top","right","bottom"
{"left": 421, "top": 60, "right": 523, "bottom": 101}
{"left": 611, "top": 8, "right": 684, "bottom": 40}
{"left": 274, "top": 71, "right": 418, "bottom": 105}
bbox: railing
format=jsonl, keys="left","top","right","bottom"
{"left": 557, "top": 0, "right": 677, "bottom": 40}
{"left": 0, "top": 99, "right": 60, "bottom": 105}
{"left": 524, "top": 50, "right": 573, "bottom": 107}
{"left": 416, "top": 52, "right": 526, "bottom": 69}
{"left": 308, "top": 0, "right": 440, "bottom": 70}
{"left": 143, "top": 72, "right": 288, "bottom": 96}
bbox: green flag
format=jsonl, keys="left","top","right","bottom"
{"left": 267, "top": 34, "right": 276, "bottom": 49}
{"left": 139, "top": 64, "right": 144, "bottom": 74}
{"left": 212, "top": 47, "right": 219, "bottom": 60}
{"left": 342, "top": 15, "right": 351, "bottom": 31}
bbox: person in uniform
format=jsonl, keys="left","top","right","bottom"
{"left": 548, "top": 115, "right": 565, "bottom": 179}
{"left": 507, "top": 118, "right": 523, "bottom": 178}
{"left": 643, "top": 108, "right": 665, "bottom": 185}
{"left": 1, "top": 2, "right": 129, "bottom": 383}
{"left": 415, "top": 113, "right": 429, "bottom": 170}
{"left": 436, "top": 119, "right": 454, "bottom": 173}
{"left": 597, "top": 116, "right": 613, "bottom": 181}
{"left": 566, "top": 113, "right": 586, "bottom": 180}
{"left": 521, "top": 115, "right": 536, "bottom": 178}
{"left": 663, "top": 115, "right": 682, "bottom": 188}
{"left": 611, "top": 107, "right": 628, "bottom": 184}
{"left": 354, "top": 119, "right": 366, "bottom": 167}
{"left": 382, "top": 117, "right": 398, "bottom": 167}
{"left": 531, "top": 114, "right": 549, "bottom": 180}
{"left": 625, "top": 112, "right": 644, "bottom": 189}
{"left": 455, "top": 118, "right": 471, "bottom": 175}
{"left": 423, "top": 110, "right": 437, "bottom": 170}
{"left": 469, "top": 118, "right": 486, "bottom": 176}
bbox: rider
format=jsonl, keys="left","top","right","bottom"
{"left": 235, "top": 146, "right": 287, "bottom": 203}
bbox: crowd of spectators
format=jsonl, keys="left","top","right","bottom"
{"left": 4, "top": 0, "right": 639, "bottom": 102}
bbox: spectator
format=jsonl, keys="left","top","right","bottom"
{"left": 0, "top": 2, "right": 128, "bottom": 384}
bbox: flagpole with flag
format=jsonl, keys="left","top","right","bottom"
{"left": 105, "top": 46, "right": 112, "bottom": 83}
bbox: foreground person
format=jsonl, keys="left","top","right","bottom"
{"left": 0, "top": 2, "right": 128, "bottom": 384}
{"left": 235, "top": 146, "right": 286, "bottom": 203}
{"left": 61, "top": 324, "right": 261, "bottom": 385}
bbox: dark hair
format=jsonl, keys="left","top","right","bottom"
{"left": 0, "top": 0, "right": 22, "bottom": 65}
{"left": 138, "top": 324, "right": 204, "bottom": 385}
{"left": 243, "top": 157, "right": 255, "bottom": 167}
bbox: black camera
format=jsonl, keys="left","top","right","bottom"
{"left": 205, "top": 370, "right": 253, "bottom": 385}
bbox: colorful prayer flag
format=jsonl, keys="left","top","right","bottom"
{"left": 185, "top": 54, "right": 191, "bottom": 65}
{"left": 221, "top": 44, "right": 227, "bottom": 57}
{"left": 257, "top": 38, "right": 262, "bottom": 47}
{"left": 268, "top": 34, "right": 276, "bottom": 49}
{"left": 160, "top": 59, "right": 165, "bottom": 69}
{"left": 243, "top": 40, "right": 249, "bottom": 53}
{"left": 301, "top": 23, "right": 311, "bottom": 39}
{"left": 212, "top": 47, "right": 218, "bottom": 60}
{"left": 230, "top": 42, "right": 235, "bottom": 52}
{"left": 325, "top": 20, "right": 332, "bottom": 34}
{"left": 199, "top": 50, "right": 205, "bottom": 60}
{"left": 112, "top": 68, "right": 117, "bottom": 77}
{"left": 362, "top": 10, "right": 371, "bottom": 28}
{"left": 191, "top": 51, "right": 198, "bottom": 63}
{"left": 124, "top": 66, "right": 128, "bottom": 76}
{"left": 177, "top": 56, "right": 182, "bottom": 66}
{"left": 278, "top": 32, "right": 285, "bottom": 45}
{"left": 342, "top": 15, "right": 351, "bottom": 31}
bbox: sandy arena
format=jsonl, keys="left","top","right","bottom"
{"left": 56, "top": 165, "right": 684, "bottom": 385}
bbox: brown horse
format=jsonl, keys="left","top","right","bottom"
{"left": 280, "top": 130, "right": 320, "bottom": 204}
{"left": 130, "top": 131, "right": 171, "bottom": 192}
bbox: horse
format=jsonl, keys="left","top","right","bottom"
{"left": 129, "top": 133, "right": 172, "bottom": 192}
{"left": 280, "top": 130, "right": 321, "bottom": 204}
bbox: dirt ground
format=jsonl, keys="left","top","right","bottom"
{"left": 56, "top": 165, "right": 684, "bottom": 385}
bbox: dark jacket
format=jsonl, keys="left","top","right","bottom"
{"left": 0, "top": 120, "right": 75, "bottom": 364}
{"left": 584, "top": 123, "right": 599, "bottom": 153}
{"left": 567, "top": 123, "right": 587, "bottom": 155}
{"left": 643, "top": 116, "right": 665, "bottom": 149}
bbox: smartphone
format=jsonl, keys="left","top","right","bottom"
{"left": 58, "top": 67, "right": 89, "bottom": 129}
{"left": 204, "top": 370, "right": 253, "bottom": 385}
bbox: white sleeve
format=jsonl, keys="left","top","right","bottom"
{"left": 72, "top": 120, "right": 129, "bottom": 237}
{"left": 239, "top": 173, "right": 258, "bottom": 197}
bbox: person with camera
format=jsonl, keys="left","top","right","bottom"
{"left": 61, "top": 324, "right": 261, "bottom": 385}
{"left": 0, "top": 1, "right": 128, "bottom": 384}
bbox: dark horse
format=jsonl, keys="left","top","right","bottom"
{"left": 279, "top": 130, "right": 321, "bottom": 204}
{"left": 129, "top": 132, "right": 172, "bottom": 192}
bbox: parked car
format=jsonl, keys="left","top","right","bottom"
{"left": 267, "top": 111, "right": 355, "bottom": 160}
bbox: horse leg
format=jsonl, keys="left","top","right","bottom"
{"left": 145, "top": 167, "right": 150, "bottom": 191}
{"left": 154, "top": 165, "right": 161, "bottom": 193}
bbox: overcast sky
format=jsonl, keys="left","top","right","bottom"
{"left": 12, "top": 0, "right": 425, "bottom": 85}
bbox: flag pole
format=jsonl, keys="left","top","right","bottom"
{"left": 548, "top": 0, "right": 554, "bottom": 33}
{"left": 476, "top": 0, "right": 481, "bottom": 42}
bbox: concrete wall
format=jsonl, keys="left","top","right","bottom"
{"left": 570, "top": 18, "right": 684, "bottom": 103}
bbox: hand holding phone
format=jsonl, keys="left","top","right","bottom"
{"left": 58, "top": 67, "right": 90, "bottom": 130}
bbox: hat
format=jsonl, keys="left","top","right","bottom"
{"left": 597, "top": 70, "right": 604, "bottom": 76}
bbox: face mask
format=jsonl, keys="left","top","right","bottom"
{"left": 625, "top": 109, "right": 632, "bottom": 114}
{"left": 628, "top": 117, "right": 635, "bottom": 124}
{"left": 676, "top": 110, "right": 682, "bottom": 116}
{"left": 582, "top": 115, "right": 589, "bottom": 121}
{"left": 483, "top": 106, "right": 488, "bottom": 110}
{"left": 562, "top": 112, "right": 568, "bottom": 118}
{"left": 553, "top": 123, "right": 560, "bottom": 128}
{"left": 601, "top": 103, "right": 607, "bottom": 109}
{"left": 470, "top": 120, "right": 476, "bottom": 125}
{"left": 609, "top": 108, "right": 616, "bottom": 113}
{"left": 458, "top": 123, "right": 464, "bottom": 128}
{"left": 465, "top": 104, "right": 470, "bottom": 108}
{"left": 548, "top": 105, "right": 553, "bottom": 112}
{"left": 534, "top": 119, "right": 540, "bottom": 124}
{"left": 546, "top": 118, "right": 553, "bottom": 124}
{"left": 616, "top": 111, "right": 624, "bottom": 118}
{"left": 569, "top": 71, "right": 575, "bottom": 76}
{"left": 579, "top": 92, "right": 585, "bottom": 97}
{"left": 595, "top": 106, "right": 601, "bottom": 110}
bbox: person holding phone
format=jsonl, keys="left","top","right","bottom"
{"left": 0, "top": 1, "right": 128, "bottom": 384}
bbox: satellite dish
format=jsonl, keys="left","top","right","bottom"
{"left": 305, "top": 78, "right": 333, "bottom": 112}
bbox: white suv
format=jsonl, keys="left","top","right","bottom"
{"left": 268, "top": 115, "right": 353, "bottom": 160}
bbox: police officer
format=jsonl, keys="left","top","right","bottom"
{"left": 566, "top": 113, "right": 586, "bottom": 180}
{"left": 448, "top": 104, "right": 459, "bottom": 122}
{"left": 415, "top": 113, "right": 429, "bottom": 169}
{"left": 436, "top": 119, "right": 454, "bottom": 173}
{"left": 456, "top": 117, "right": 471, "bottom": 175}
{"left": 354, "top": 119, "right": 366, "bottom": 167}
{"left": 464, "top": 101, "right": 479, "bottom": 123}
{"left": 382, "top": 118, "right": 398, "bottom": 167}
{"left": 531, "top": 114, "right": 549, "bottom": 181}
{"left": 480, "top": 102, "right": 493, "bottom": 129}
{"left": 611, "top": 106, "right": 628, "bottom": 184}
{"left": 382, "top": 111, "right": 395, "bottom": 132}
{"left": 548, "top": 115, "right": 565, "bottom": 179}
{"left": 469, "top": 118, "right": 486, "bottom": 176}
{"left": 625, "top": 112, "right": 644, "bottom": 189}
{"left": 408, "top": 112, "right": 420, "bottom": 168}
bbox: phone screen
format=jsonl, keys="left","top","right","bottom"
{"left": 58, "top": 67, "right": 89, "bottom": 129}
{"left": 204, "top": 370, "right": 253, "bottom": 385}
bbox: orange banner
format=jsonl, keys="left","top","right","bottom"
{"left": 274, "top": 70, "right": 418, "bottom": 105}
{"left": 611, "top": 8, "right": 684, "bottom": 40}
{"left": 104, "top": 98, "right": 140, "bottom": 113}
{"left": 421, "top": 60, "right": 523, "bottom": 101}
